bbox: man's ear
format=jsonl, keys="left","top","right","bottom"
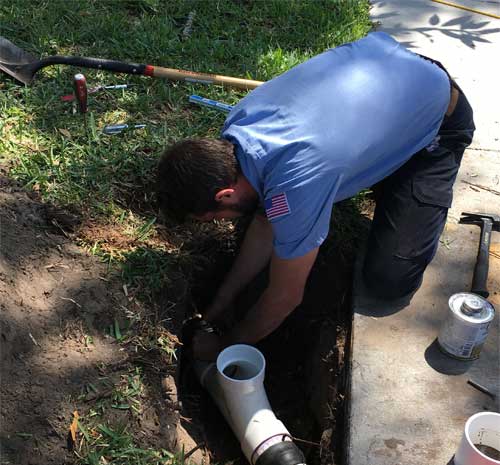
{"left": 214, "top": 188, "right": 235, "bottom": 203}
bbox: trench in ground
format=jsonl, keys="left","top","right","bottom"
{"left": 0, "top": 178, "right": 371, "bottom": 464}
{"left": 178, "top": 201, "right": 371, "bottom": 465}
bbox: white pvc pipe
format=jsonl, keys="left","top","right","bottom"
{"left": 216, "top": 345, "right": 292, "bottom": 463}
{"left": 194, "top": 344, "right": 293, "bottom": 464}
{"left": 454, "top": 412, "right": 500, "bottom": 465}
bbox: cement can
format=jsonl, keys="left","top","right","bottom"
{"left": 438, "top": 293, "right": 495, "bottom": 360}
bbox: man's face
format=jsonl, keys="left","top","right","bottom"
{"left": 193, "top": 194, "right": 259, "bottom": 222}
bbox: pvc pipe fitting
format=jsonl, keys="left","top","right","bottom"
{"left": 193, "top": 344, "right": 305, "bottom": 465}
{"left": 454, "top": 412, "right": 500, "bottom": 465}
{"left": 216, "top": 345, "right": 292, "bottom": 462}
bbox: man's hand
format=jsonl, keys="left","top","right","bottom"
{"left": 203, "top": 296, "right": 232, "bottom": 323}
{"left": 192, "top": 331, "right": 225, "bottom": 361}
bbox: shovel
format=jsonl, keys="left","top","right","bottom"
{"left": 0, "top": 36, "right": 263, "bottom": 90}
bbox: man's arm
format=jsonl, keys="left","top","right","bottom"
{"left": 204, "top": 213, "right": 274, "bottom": 321}
{"left": 223, "top": 247, "right": 319, "bottom": 344}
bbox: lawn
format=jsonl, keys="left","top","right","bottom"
{"left": 0, "top": 1, "right": 372, "bottom": 463}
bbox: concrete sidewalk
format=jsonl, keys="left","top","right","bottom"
{"left": 348, "top": 2, "right": 500, "bottom": 464}
{"left": 370, "top": 0, "right": 500, "bottom": 150}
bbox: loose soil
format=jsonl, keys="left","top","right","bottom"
{"left": 0, "top": 175, "right": 123, "bottom": 463}
{"left": 0, "top": 175, "right": 371, "bottom": 465}
{"left": 0, "top": 176, "right": 181, "bottom": 464}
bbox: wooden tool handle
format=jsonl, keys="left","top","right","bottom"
{"left": 40, "top": 56, "right": 263, "bottom": 90}
{"left": 146, "top": 65, "right": 263, "bottom": 90}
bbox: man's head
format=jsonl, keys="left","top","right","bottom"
{"left": 156, "top": 138, "right": 259, "bottom": 222}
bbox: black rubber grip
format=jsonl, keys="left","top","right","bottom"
{"left": 471, "top": 220, "right": 492, "bottom": 298}
{"left": 255, "top": 441, "right": 305, "bottom": 465}
{"left": 37, "top": 55, "right": 147, "bottom": 76}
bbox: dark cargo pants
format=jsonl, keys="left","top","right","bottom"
{"left": 362, "top": 85, "right": 475, "bottom": 298}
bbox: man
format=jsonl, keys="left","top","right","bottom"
{"left": 156, "top": 32, "right": 475, "bottom": 360}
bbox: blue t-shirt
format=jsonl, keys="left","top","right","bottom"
{"left": 221, "top": 32, "right": 450, "bottom": 259}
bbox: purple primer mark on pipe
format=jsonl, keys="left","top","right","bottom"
{"left": 251, "top": 434, "right": 293, "bottom": 464}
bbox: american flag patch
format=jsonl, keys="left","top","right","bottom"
{"left": 264, "top": 193, "right": 291, "bottom": 220}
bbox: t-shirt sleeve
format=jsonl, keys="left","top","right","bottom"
{"left": 265, "top": 174, "right": 342, "bottom": 259}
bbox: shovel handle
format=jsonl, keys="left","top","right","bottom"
{"left": 146, "top": 65, "right": 263, "bottom": 90}
{"left": 41, "top": 55, "right": 147, "bottom": 76}
{"left": 41, "top": 56, "right": 263, "bottom": 90}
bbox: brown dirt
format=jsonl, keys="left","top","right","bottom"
{"left": 0, "top": 174, "right": 372, "bottom": 465}
{"left": 0, "top": 176, "right": 184, "bottom": 464}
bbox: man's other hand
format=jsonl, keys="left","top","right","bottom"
{"left": 192, "top": 331, "right": 225, "bottom": 361}
{"left": 203, "top": 299, "right": 229, "bottom": 323}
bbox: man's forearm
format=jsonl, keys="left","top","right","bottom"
{"left": 222, "top": 248, "right": 318, "bottom": 345}
{"left": 214, "top": 214, "right": 274, "bottom": 306}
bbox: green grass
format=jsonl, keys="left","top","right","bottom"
{"left": 0, "top": 0, "right": 372, "bottom": 462}
{"left": 75, "top": 368, "right": 187, "bottom": 465}
{"left": 0, "top": 0, "right": 371, "bottom": 217}
{"left": 76, "top": 421, "right": 178, "bottom": 465}
{"left": 79, "top": 368, "right": 144, "bottom": 415}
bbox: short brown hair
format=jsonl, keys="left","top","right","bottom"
{"left": 156, "top": 138, "right": 239, "bottom": 221}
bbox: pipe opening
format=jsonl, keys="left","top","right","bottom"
{"left": 217, "top": 344, "right": 266, "bottom": 382}
{"left": 223, "top": 361, "right": 260, "bottom": 380}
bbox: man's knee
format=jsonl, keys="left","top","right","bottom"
{"left": 362, "top": 254, "right": 425, "bottom": 299}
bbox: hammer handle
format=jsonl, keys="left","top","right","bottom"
{"left": 471, "top": 220, "right": 492, "bottom": 298}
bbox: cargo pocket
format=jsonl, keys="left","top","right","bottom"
{"left": 392, "top": 175, "right": 450, "bottom": 261}
{"left": 411, "top": 140, "right": 462, "bottom": 210}
{"left": 390, "top": 89, "right": 474, "bottom": 263}
{"left": 412, "top": 173, "right": 453, "bottom": 209}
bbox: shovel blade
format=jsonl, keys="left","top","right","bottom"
{"left": 0, "top": 37, "right": 39, "bottom": 85}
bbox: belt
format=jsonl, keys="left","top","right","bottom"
{"left": 416, "top": 53, "right": 459, "bottom": 117}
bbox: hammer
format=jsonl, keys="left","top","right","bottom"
{"left": 459, "top": 212, "right": 500, "bottom": 298}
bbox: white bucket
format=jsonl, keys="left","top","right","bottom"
{"left": 455, "top": 412, "right": 500, "bottom": 465}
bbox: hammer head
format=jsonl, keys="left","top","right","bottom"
{"left": 460, "top": 212, "right": 500, "bottom": 231}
